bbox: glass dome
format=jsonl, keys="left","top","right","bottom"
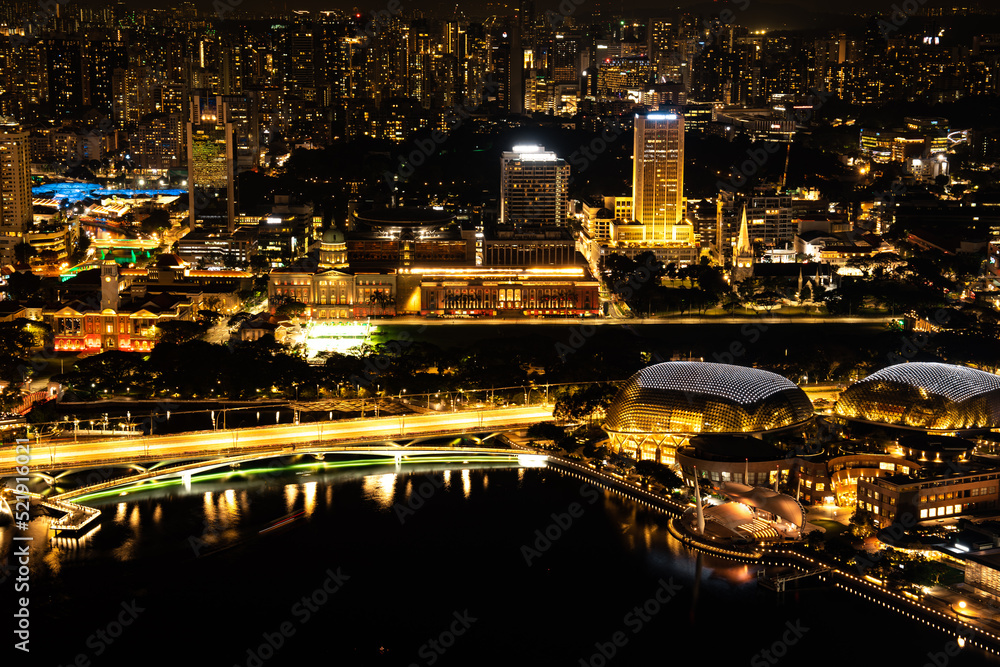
{"left": 834, "top": 362, "right": 1000, "bottom": 430}
{"left": 604, "top": 362, "right": 814, "bottom": 436}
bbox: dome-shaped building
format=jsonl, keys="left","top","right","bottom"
{"left": 318, "top": 228, "right": 347, "bottom": 269}
{"left": 834, "top": 362, "right": 1000, "bottom": 431}
{"left": 603, "top": 362, "right": 814, "bottom": 465}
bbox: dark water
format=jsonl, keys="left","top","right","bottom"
{"left": 4, "top": 459, "right": 996, "bottom": 667}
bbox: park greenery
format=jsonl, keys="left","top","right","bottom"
{"left": 603, "top": 239, "right": 988, "bottom": 321}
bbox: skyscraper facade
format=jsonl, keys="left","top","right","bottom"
{"left": 0, "top": 121, "right": 32, "bottom": 264}
{"left": 500, "top": 145, "right": 569, "bottom": 227}
{"left": 632, "top": 112, "right": 687, "bottom": 243}
{"left": 187, "top": 95, "right": 236, "bottom": 232}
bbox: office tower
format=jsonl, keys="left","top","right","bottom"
{"left": 632, "top": 112, "right": 686, "bottom": 242}
{"left": 499, "top": 145, "right": 569, "bottom": 227}
{"left": 598, "top": 56, "right": 655, "bottom": 98}
{"left": 0, "top": 121, "right": 32, "bottom": 264}
{"left": 317, "top": 17, "right": 356, "bottom": 112}
{"left": 187, "top": 95, "right": 236, "bottom": 232}
{"left": 406, "top": 21, "right": 435, "bottom": 106}
{"left": 363, "top": 14, "right": 409, "bottom": 106}
{"left": 551, "top": 34, "right": 580, "bottom": 84}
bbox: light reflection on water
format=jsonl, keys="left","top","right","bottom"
{"left": 362, "top": 473, "right": 397, "bottom": 510}
{"left": 284, "top": 484, "right": 298, "bottom": 513}
{"left": 6, "top": 461, "right": 755, "bottom": 592}
{"left": 302, "top": 481, "right": 317, "bottom": 516}
{"left": 600, "top": 491, "right": 763, "bottom": 593}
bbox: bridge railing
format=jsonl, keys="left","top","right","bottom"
{"left": 8, "top": 420, "right": 542, "bottom": 477}
{"left": 50, "top": 441, "right": 523, "bottom": 502}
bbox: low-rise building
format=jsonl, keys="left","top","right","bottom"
{"left": 416, "top": 266, "right": 599, "bottom": 317}
{"left": 857, "top": 468, "right": 1000, "bottom": 525}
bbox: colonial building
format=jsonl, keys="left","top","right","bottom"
{"left": 46, "top": 260, "right": 197, "bottom": 353}
{"left": 416, "top": 267, "right": 599, "bottom": 317}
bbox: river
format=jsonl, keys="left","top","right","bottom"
{"left": 3, "top": 454, "right": 995, "bottom": 666}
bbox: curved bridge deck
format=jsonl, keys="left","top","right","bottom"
{"left": 0, "top": 407, "right": 552, "bottom": 476}
{"left": 52, "top": 445, "right": 544, "bottom": 503}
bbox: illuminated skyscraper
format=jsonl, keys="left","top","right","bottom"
{"left": 500, "top": 145, "right": 569, "bottom": 227}
{"left": 632, "top": 112, "right": 687, "bottom": 243}
{"left": 187, "top": 95, "right": 236, "bottom": 232}
{"left": 0, "top": 121, "right": 32, "bottom": 264}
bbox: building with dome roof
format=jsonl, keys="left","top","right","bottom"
{"left": 318, "top": 228, "right": 347, "bottom": 269}
{"left": 603, "top": 361, "right": 814, "bottom": 465}
{"left": 834, "top": 362, "right": 1000, "bottom": 432}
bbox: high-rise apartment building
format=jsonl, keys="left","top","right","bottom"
{"left": 499, "top": 145, "right": 569, "bottom": 227}
{"left": 46, "top": 37, "right": 85, "bottom": 117}
{"left": 133, "top": 112, "right": 184, "bottom": 172}
{"left": 632, "top": 112, "right": 686, "bottom": 242}
{"left": 0, "top": 121, "right": 32, "bottom": 264}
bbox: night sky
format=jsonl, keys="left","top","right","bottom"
{"left": 91, "top": 1, "right": 996, "bottom": 34}
{"left": 115, "top": 0, "right": 949, "bottom": 20}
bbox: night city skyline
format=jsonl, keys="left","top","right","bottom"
{"left": 2, "top": 0, "right": 1000, "bottom": 665}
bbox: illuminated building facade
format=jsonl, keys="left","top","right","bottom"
{"left": 268, "top": 265, "right": 395, "bottom": 320}
{"left": 834, "top": 362, "right": 1000, "bottom": 432}
{"left": 187, "top": 94, "right": 236, "bottom": 232}
{"left": 858, "top": 468, "right": 1000, "bottom": 525}
{"left": 500, "top": 145, "right": 570, "bottom": 227}
{"left": 133, "top": 112, "right": 184, "bottom": 172}
{"left": 416, "top": 266, "right": 599, "bottom": 317}
{"left": 0, "top": 121, "right": 31, "bottom": 265}
{"left": 603, "top": 362, "right": 813, "bottom": 466}
{"left": 47, "top": 261, "right": 197, "bottom": 353}
{"left": 717, "top": 189, "right": 795, "bottom": 252}
{"left": 629, "top": 112, "right": 695, "bottom": 254}
{"left": 597, "top": 57, "right": 655, "bottom": 97}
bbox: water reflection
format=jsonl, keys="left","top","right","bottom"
{"left": 302, "top": 482, "right": 317, "bottom": 517}
{"left": 363, "top": 473, "right": 397, "bottom": 510}
{"left": 202, "top": 492, "right": 215, "bottom": 529}
{"left": 284, "top": 484, "right": 298, "bottom": 513}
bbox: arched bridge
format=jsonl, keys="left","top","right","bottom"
{"left": 51, "top": 443, "right": 548, "bottom": 504}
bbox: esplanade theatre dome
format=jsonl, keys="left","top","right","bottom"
{"left": 834, "top": 362, "right": 1000, "bottom": 431}
{"left": 603, "top": 362, "right": 814, "bottom": 466}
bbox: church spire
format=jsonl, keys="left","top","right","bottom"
{"left": 736, "top": 205, "right": 751, "bottom": 256}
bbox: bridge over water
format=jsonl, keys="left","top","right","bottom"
{"left": 1, "top": 406, "right": 552, "bottom": 477}
{"left": 52, "top": 442, "right": 545, "bottom": 504}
